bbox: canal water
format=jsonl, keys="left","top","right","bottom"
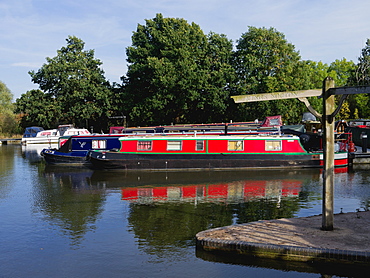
{"left": 1, "top": 144, "right": 370, "bottom": 277}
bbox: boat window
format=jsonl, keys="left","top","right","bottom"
{"left": 228, "top": 140, "right": 243, "bottom": 151}
{"left": 196, "top": 140, "right": 204, "bottom": 151}
{"left": 92, "top": 140, "right": 107, "bottom": 149}
{"left": 265, "top": 140, "right": 282, "bottom": 151}
{"left": 167, "top": 140, "right": 182, "bottom": 151}
{"left": 138, "top": 140, "right": 152, "bottom": 151}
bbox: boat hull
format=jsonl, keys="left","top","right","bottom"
{"left": 22, "top": 136, "right": 60, "bottom": 145}
{"left": 41, "top": 150, "right": 89, "bottom": 166}
{"left": 346, "top": 126, "right": 370, "bottom": 149}
{"left": 88, "top": 152, "right": 348, "bottom": 171}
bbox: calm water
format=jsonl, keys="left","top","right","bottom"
{"left": 1, "top": 144, "right": 370, "bottom": 278}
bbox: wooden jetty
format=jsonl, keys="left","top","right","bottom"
{"left": 0, "top": 138, "right": 21, "bottom": 145}
{"left": 350, "top": 151, "right": 370, "bottom": 164}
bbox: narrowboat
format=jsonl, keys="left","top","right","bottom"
{"left": 87, "top": 134, "right": 349, "bottom": 171}
{"left": 40, "top": 119, "right": 282, "bottom": 166}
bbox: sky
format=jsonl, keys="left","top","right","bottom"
{"left": 1, "top": 0, "right": 370, "bottom": 101}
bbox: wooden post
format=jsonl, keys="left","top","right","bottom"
{"left": 231, "top": 83, "right": 370, "bottom": 231}
{"left": 322, "top": 77, "right": 335, "bottom": 231}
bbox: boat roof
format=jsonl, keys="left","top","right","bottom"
{"left": 23, "top": 126, "right": 44, "bottom": 137}
{"left": 117, "top": 134, "right": 299, "bottom": 141}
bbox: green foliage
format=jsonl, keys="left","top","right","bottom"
{"left": 0, "top": 80, "right": 13, "bottom": 112}
{"left": 350, "top": 39, "right": 370, "bottom": 86}
{"left": 232, "top": 27, "right": 310, "bottom": 123}
{"left": 233, "top": 27, "right": 301, "bottom": 93}
{"left": 328, "top": 58, "right": 355, "bottom": 87}
{"left": 15, "top": 89, "right": 61, "bottom": 129}
{"left": 337, "top": 101, "right": 351, "bottom": 120}
{"left": 0, "top": 81, "right": 19, "bottom": 134}
{"left": 27, "top": 36, "right": 112, "bottom": 130}
{"left": 346, "top": 40, "right": 370, "bottom": 118}
{"left": 123, "top": 14, "right": 235, "bottom": 125}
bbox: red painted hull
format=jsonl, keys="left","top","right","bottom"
{"left": 88, "top": 135, "right": 348, "bottom": 171}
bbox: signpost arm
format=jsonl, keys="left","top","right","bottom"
{"left": 297, "top": 97, "right": 322, "bottom": 120}
{"left": 322, "top": 77, "right": 335, "bottom": 231}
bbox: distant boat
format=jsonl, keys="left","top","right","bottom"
{"left": 87, "top": 134, "right": 349, "bottom": 171}
{"left": 21, "top": 124, "right": 90, "bottom": 145}
{"left": 345, "top": 119, "right": 370, "bottom": 149}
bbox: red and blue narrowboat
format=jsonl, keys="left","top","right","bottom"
{"left": 40, "top": 120, "right": 281, "bottom": 166}
{"left": 87, "top": 134, "right": 348, "bottom": 170}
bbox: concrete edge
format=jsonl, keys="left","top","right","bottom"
{"left": 196, "top": 228, "right": 370, "bottom": 264}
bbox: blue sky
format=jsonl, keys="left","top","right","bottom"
{"left": 1, "top": 0, "right": 370, "bottom": 100}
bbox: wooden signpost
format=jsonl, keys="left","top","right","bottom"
{"left": 231, "top": 78, "right": 370, "bottom": 230}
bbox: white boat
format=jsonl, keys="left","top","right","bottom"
{"left": 21, "top": 124, "right": 91, "bottom": 145}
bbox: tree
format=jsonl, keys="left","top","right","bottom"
{"left": 302, "top": 60, "right": 330, "bottom": 89}
{"left": 0, "top": 80, "right": 13, "bottom": 113}
{"left": 328, "top": 58, "right": 355, "bottom": 87}
{"left": 326, "top": 58, "right": 355, "bottom": 120}
{"left": 28, "top": 36, "right": 112, "bottom": 130}
{"left": 232, "top": 27, "right": 309, "bottom": 123}
{"left": 297, "top": 59, "right": 355, "bottom": 120}
{"left": 346, "top": 40, "right": 370, "bottom": 118}
{"left": 0, "top": 81, "right": 19, "bottom": 134}
{"left": 350, "top": 39, "right": 370, "bottom": 86}
{"left": 15, "top": 89, "right": 60, "bottom": 129}
{"left": 123, "top": 14, "right": 235, "bottom": 126}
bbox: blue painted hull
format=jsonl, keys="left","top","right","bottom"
{"left": 41, "top": 134, "right": 123, "bottom": 165}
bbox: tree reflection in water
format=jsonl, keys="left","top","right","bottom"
{"left": 117, "top": 170, "right": 320, "bottom": 258}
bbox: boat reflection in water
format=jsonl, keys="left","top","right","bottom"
{"left": 22, "top": 143, "right": 57, "bottom": 162}
{"left": 121, "top": 178, "right": 301, "bottom": 205}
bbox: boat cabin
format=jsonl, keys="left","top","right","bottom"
{"left": 117, "top": 135, "right": 307, "bottom": 155}
{"left": 22, "top": 127, "right": 44, "bottom": 138}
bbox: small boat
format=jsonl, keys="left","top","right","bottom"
{"left": 21, "top": 124, "right": 90, "bottom": 145}
{"left": 87, "top": 134, "right": 349, "bottom": 171}
{"left": 41, "top": 134, "right": 124, "bottom": 166}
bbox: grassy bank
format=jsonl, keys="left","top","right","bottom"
{"left": 0, "top": 133, "right": 22, "bottom": 139}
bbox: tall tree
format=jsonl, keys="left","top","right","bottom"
{"left": 28, "top": 36, "right": 112, "bottom": 130}
{"left": 0, "top": 81, "right": 19, "bottom": 134}
{"left": 123, "top": 14, "right": 235, "bottom": 126}
{"left": 346, "top": 40, "right": 370, "bottom": 118}
{"left": 233, "top": 27, "right": 312, "bottom": 123}
{"left": 0, "top": 80, "right": 13, "bottom": 113}
{"left": 351, "top": 39, "right": 370, "bottom": 86}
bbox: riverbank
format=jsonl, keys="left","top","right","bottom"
{"left": 0, "top": 138, "right": 21, "bottom": 145}
{"left": 196, "top": 211, "right": 370, "bottom": 265}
